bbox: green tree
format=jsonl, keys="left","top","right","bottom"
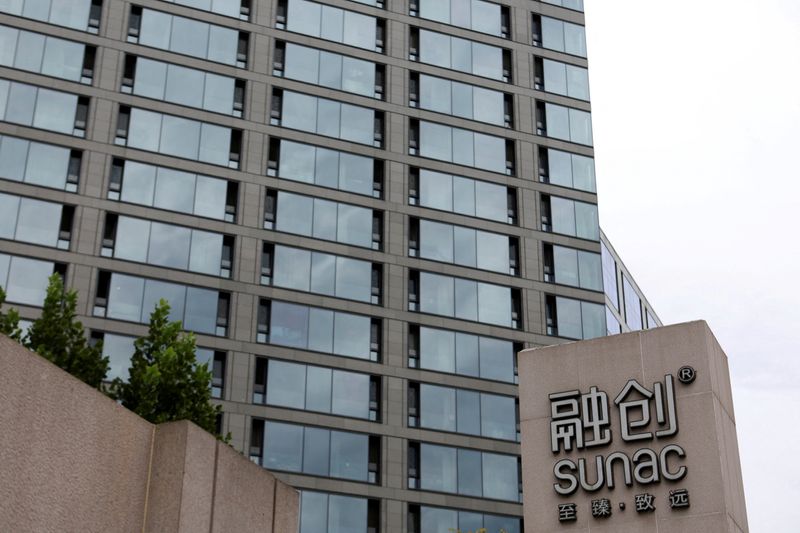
{"left": 112, "top": 299, "right": 223, "bottom": 438}
{"left": 0, "top": 286, "right": 22, "bottom": 341}
{"left": 25, "top": 274, "right": 109, "bottom": 388}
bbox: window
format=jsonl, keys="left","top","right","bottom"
{"left": 410, "top": 73, "right": 511, "bottom": 127}
{"left": 532, "top": 15, "right": 587, "bottom": 57}
{"left": 297, "top": 491, "right": 380, "bottom": 533}
{"left": 0, "top": 80, "right": 88, "bottom": 136}
{"left": 108, "top": 159, "right": 237, "bottom": 222}
{"left": 410, "top": 120, "right": 514, "bottom": 175}
{"left": 534, "top": 56, "right": 589, "bottom": 101}
{"left": 255, "top": 420, "right": 379, "bottom": 483}
{"left": 278, "top": 0, "right": 384, "bottom": 53}
{"left": 538, "top": 146, "right": 596, "bottom": 192}
{"left": 0, "top": 136, "right": 80, "bottom": 191}
{"left": 410, "top": 219, "right": 517, "bottom": 275}
{"left": 410, "top": 442, "right": 520, "bottom": 502}
{"left": 411, "top": 28, "right": 511, "bottom": 82}
{"left": 0, "top": 253, "right": 63, "bottom": 307}
{"left": 601, "top": 240, "right": 618, "bottom": 309}
{"left": 409, "top": 325, "right": 517, "bottom": 383}
{"left": 0, "top": 0, "right": 101, "bottom": 33}
{"left": 254, "top": 358, "right": 380, "bottom": 421}
{"left": 272, "top": 89, "right": 383, "bottom": 147}
{"left": 98, "top": 331, "right": 225, "bottom": 397}
{"left": 541, "top": 194, "right": 599, "bottom": 241}
{"left": 647, "top": 310, "right": 659, "bottom": 329}
{"left": 410, "top": 0, "right": 508, "bottom": 38}
{"left": 162, "top": 0, "right": 250, "bottom": 20}
{"left": 265, "top": 190, "right": 382, "bottom": 250}
{"left": 606, "top": 306, "right": 621, "bottom": 335}
{"left": 0, "top": 193, "right": 72, "bottom": 249}
{"left": 408, "top": 505, "right": 521, "bottom": 533}
{"left": 410, "top": 168, "right": 515, "bottom": 224}
{"left": 274, "top": 41, "right": 383, "bottom": 99}
{"left": 622, "top": 275, "right": 643, "bottom": 331}
{"left": 543, "top": 243, "right": 602, "bottom": 291}
{"left": 545, "top": 295, "right": 605, "bottom": 340}
{"left": 128, "top": 7, "right": 248, "bottom": 67}
{"left": 410, "top": 271, "right": 520, "bottom": 328}
{"left": 536, "top": 101, "right": 593, "bottom": 146}
{"left": 263, "top": 243, "right": 381, "bottom": 304}
{"left": 257, "top": 300, "right": 380, "bottom": 361}
{"left": 541, "top": 0, "right": 584, "bottom": 13}
{"left": 122, "top": 56, "right": 244, "bottom": 117}
{"left": 95, "top": 272, "right": 229, "bottom": 336}
{"left": 267, "top": 139, "right": 382, "bottom": 198}
{"left": 410, "top": 382, "right": 517, "bottom": 441}
{"left": 0, "top": 25, "right": 95, "bottom": 83}
{"left": 101, "top": 214, "right": 232, "bottom": 277}
{"left": 115, "top": 107, "right": 242, "bottom": 168}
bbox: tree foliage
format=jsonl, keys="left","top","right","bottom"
{"left": 25, "top": 274, "right": 109, "bottom": 388}
{"left": 111, "top": 299, "right": 223, "bottom": 438}
{"left": 0, "top": 286, "right": 22, "bottom": 341}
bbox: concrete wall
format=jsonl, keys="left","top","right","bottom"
{"left": 518, "top": 321, "right": 749, "bottom": 533}
{"left": 0, "top": 335, "right": 299, "bottom": 533}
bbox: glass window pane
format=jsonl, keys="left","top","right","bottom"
{"left": 338, "top": 152, "right": 373, "bottom": 195}
{"left": 15, "top": 31, "right": 45, "bottom": 73}
{"left": 165, "top": 64, "right": 204, "bottom": 108}
{"left": 474, "top": 181, "right": 506, "bottom": 222}
{"left": 543, "top": 59, "right": 567, "bottom": 96}
{"left": 107, "top": 273, "right": 145, "bottom": 322}
{"left": 148, "top": 222, "right": 191, "bottom": 270}
{"left": 420, "top": 75, "right": 451, "bottom": 114}
{"left": 482, "top": 453, "right": 518, "bottom": 501}
{"left": 454, "top": 278, "right": 478, "bottom": 322}
{"left": 479, "top": 337, "right": 514, "bottom": 382}
{"left": 421, "top": 384, "right": 456, "bottom": 432}
{"left": 419, "top": 327, "right": 455, "bottom": 374}
{"left": 420, "top": 444, "right": 457, "bottom": 493}
{"left": 189, "top": 230, "right": 222, "bottom": 275}
{"left": 305, "top": 365, "right": 332, "bottom": 413}
{"left": 478, "top": 283, "right": 510, "bottom": 326}
{"left": 472, "top": 42, "right": 501, "bottom": 80}
{"left": 133, "top": 57, "right": 168, "bottom": 99}
{"left": 5, "top": 256, "right": 51, "bottom": 306}
{"left": 33, "top": 89, "right": 76, "bottom": 133}
{"left": 308, "top": 307, "right": 334, "bottom": 353}
{"left": 310, "top": 252, "right": 336, "bottom": 295}
{"left": 333, "top": 312, "right": 370, "bottom": 358}
{"left": 284, "top": 43, "right": 320, "bottom": 85}
{"left": 455, "top": 332, "right": 479, "bottom": 377}
{"left": 451, "top": 37, "right": 471, "bottom": 73}
{"left": 264, "top": 421, "right": 303, "bottom": 472}
{"left": 545, "top": 103, "right": 570, "bottom": 141}
{"left": 102, "top": 333, "right": 136, "bottom": 382}
{"left": 572, "top": 153, "right": 596, "bottom": 192}
{"left": 161, "top": 115, "right": 202, "bottom": 159}
{"left": 420, "top": 272, "right": 454, "bottom": 317}
{"left": 472, "top": 87, "right": 503, "bottom": 125}
{"left": 547, "top": 148, "right": 572, "bottom": 188}
{"left": 114, "top": 217, "right": 150, "bottom": 263}
{"left": 471, "top": 0, "right": 501, "bottom": 36}
{"left": 0, "top": 136, "right": 28, "bottom": 182}
{"left": 343, "top": 11, "right": 375, "bottom": 50}
{"left": 193, "top": 175, "right": 227, "bottom": 219}
{"left": 453, "top": 226, "right": 476, "bottom": 268}
{"left": 142, "top": 280, "right": 186, "bottom": 323}
{"left": 302, "top": 426, "right": 330, "bottom": 476}
{"left": 551, "top": 196, "right": 576, "bottom": 237}
{"left": 320, "top": 5, "right": 344, "bottom": 42}
{"left": 569, "top": 108, "right": 593, "bottom": 146}
{"left": 473, "top": 132, "right": 505, "bottom": 173}
{"left": 170, "top": 17, "right": 208, "bottom": 58}
{"left": 50, "top": 0, "right": 89, "bottom": 30}
{"left": 14, "top": 198, "right": 59, "bottom": 246}
{"left": 578, "top": 250, "right": 603, "bottom": 291}
{"left": 340, "top": 56, "right": 374, "bottom": 97}
{"left": 332, "top": 370, "right": 369, "bottom": 418}
{"left": 335, "top": 257, "right": 371, "bottom": 302}
{"left": 140, "top": 10, "right": 172, "bottom": 50}
{"left": 42, "top": 38, "right": 83, "bottom": 81}
{"left": 419, "top": 30, "right": 450, "bottom": 69}
{"left": 457, "top": 448, "right": 482, "bottom": 496}
{"left": 420, "top": 220, "right": 453, "bottom": 263}
{"left": 564, "top": 22, "right": 587, "bottom": 57}
{"left": 299, "top": 492, "right": 327, "bottom": 533}
{"left": 312, "top": 198, "right": 337, "bottom": 242}
{"left": 419, "top": 121, "right": 452, "bottom": 162}
{"left": 0, "top": 193, "right": 19, "bottom": 239}
{"left": 128, "top": 109, "right": 161, "bottom": 152}
{"left": 553, "top": 245, "right": 579, "bottom": 287}
{"left": 337, "top": 203, "right": 371, "bottom": 247}
{"left": 451, "top": 128, "right": 474, "bottom": 168}
{"left": 282, "top": 91, "right": 317, "bottom": 133}
{"left": 542, "top": 17, "right": 564, "bottom": 52}
{"left": 476, "top": 231, "right": 509, "bottom": 273}
{"left": 287, "top": 0, "right": 322, "bottom": 38}
{"left": 450, "top": 81, "right": 472, "bottom": 119}
{"left": 582, "top": 301, "right": 606, "bottom": 339}
{"left": 316, "top": 98, "right": 341, "bottom": 138}
{"left": 480, "top": 393, "right": 516, "bottom": 440}
{"left": 279, "top": 140, "right": 315, "bottom": 183}
{"left": 0, "top": 26, "right": 19, "bottom": 66}
{"left": 329, "top": 431, "right": 368, "bottom": 481}
{"left": 419, "top": 170, "right": 453, "bottom": 212}
{"left": 183, "top": 287, "right": 218, "bottom": 334}
{"left": 274, "top": 246, "right": 312, "bottom": 292}
{"left": 575, "top": 201, "right": 599, "bottom": 240}
{"left": 456, "top": 389, "right": 481, "bottom": 436}
{"left": 556, "top": 297, "right": 582, "bottom": 339}
{"left": 339, "top": 104, "right": 372, "bottom": 145}
{"left": 566, "top": 64, "right": 590, "bottom": 100}
{"left": 207, "top": 25, "right": 237, "bottom": 65}
{"left": 452, "top": 176, "right": 475, "bottom": 216}
{"left": 276, "top": 192, "right": 313, "bottom": 236}
{"left": 203, "top": 73, "right": 234, "bottom": 114}
{"left": 154, "top": 167, "right": 195, "bottom": 213}
{"left": 328, "top": 494, "right": 367, "bottom": 533}
{"left": 266, "top": 360, "right": 306, "bottom": 409}
{"left": 421, "top": 507, "right": 457, "bottom": 533}
{"left": 270, "top": 301, "right": 309, "bottom": 349}
{"left": 119, "top": 162, "right": 157, "bottom": 207}
{"left": 314, "top": 147, "right": 338, "bottom": 189}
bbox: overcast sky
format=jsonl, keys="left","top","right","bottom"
{"left": 585, "top": 0, "right": 800, "bottom": 530}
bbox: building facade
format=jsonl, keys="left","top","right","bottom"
{"left": 0, "top": 0, "right": 659, "bottom": 532}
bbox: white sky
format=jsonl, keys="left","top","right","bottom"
{"left": 585, "top": 0, "right": 800, "bottom": 530}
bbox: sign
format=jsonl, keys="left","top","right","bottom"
{"left": 518, "top": 321, "right": 749, "bottom": 532}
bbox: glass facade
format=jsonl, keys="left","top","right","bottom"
{"left": 0, "top": 1, "right": 663, "bottom": 529}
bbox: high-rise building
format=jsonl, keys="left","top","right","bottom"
{"left": 0, "top": 0, "right": 660, "bottom": 531}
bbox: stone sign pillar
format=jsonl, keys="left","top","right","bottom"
{"left": 519, "top": 321, "right": 748, "bottom": 532}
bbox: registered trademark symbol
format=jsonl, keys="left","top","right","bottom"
{"left": 678, "top": 366, "right": 696, "bottom": 384}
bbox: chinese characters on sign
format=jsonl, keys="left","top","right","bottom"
{"left": 550, "top": 369, "right": 695, "bottom": 523}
